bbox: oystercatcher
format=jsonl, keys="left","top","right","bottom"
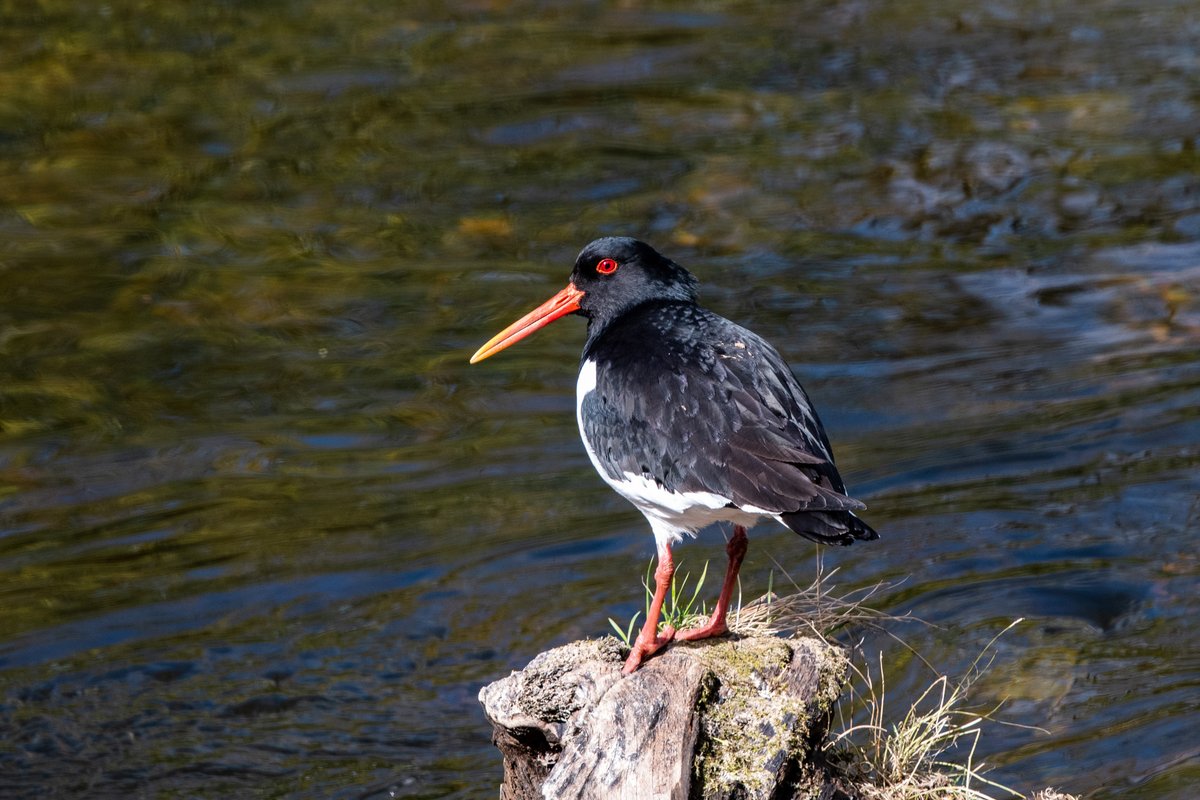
{"left": 471, "top": 237, "right": 878, "bottom": 673}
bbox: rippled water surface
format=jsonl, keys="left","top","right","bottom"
{"left": 1, "top": 1, "right": 1198, "bottom": 797}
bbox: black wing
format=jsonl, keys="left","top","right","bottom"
{"left": 580, "top": 302, "right": 866, "bottom": 517}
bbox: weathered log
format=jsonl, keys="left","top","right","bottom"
{"left": 478, "top": 635, "right": 849, "bottom": 800}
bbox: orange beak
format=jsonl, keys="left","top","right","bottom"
{"left": 469, "top": 283, "right": 585, "bottom": 364}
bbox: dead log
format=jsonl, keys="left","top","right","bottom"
{"left": 478, "top": 635, "right": 849, "bottom": 800}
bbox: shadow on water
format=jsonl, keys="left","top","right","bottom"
{"left": 1, "top": 1, "right": 1198, "bottom": 798}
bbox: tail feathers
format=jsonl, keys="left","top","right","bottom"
{"left": 778, "top": 509, "right": 879, "bottom": 547}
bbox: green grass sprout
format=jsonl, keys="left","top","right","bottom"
{"left": 607, "top": 558, "right": 711, "bottom": 644}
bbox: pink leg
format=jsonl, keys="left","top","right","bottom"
{"left": 622, "top": 541, "right": 677, "bottom": 674}
{"left": 675, "top": 525, "right": 748, "bottom": 642}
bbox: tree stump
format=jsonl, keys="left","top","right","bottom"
{"left": 478, "top": 635, "right": 849, "bottom": 800}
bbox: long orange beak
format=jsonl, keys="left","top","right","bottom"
{"left": 469, "top": 283, "right": 585, "bottom": 364}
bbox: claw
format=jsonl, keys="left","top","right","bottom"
{"left": 622, "top": 626, "right": 675, "bottom": 674}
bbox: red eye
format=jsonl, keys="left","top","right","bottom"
{"left": 596, "top": 258, "right": 619, "bottom": 275}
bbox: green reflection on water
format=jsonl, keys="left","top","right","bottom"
{"left": 0, "top": 0, "right": 1198, "bottom": 798}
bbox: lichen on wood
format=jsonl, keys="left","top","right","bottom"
{"left": 478, "top": 634, "right": 848, "bottom": 799}
{"left": 690, "top": 637, "right": 848, "bottom": 798}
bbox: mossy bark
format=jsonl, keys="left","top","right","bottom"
{"left": 478, "top": 635, "right": 849, "bottom": 800}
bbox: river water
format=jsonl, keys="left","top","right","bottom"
{"left": 0, "top": 1, "right": 1197, "bottom": 798}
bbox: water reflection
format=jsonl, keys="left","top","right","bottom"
{"left": 1, "top": 1, "right": 1198, "bottom": 798}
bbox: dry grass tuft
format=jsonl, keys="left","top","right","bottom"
{"left": 613, "top": 551, "right": 1078, "bottom": 800}
{"left": 832, "top": 635, "right": 1019, "bottom": 799}
{"left": 726, "top": 561, "right": 918, "bottom": 640}
{"left": 727, "top": 559, "right": 1075, "bottom": 800}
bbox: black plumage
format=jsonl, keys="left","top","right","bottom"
{"left": 572, "top": 239, "right": 877, "bottom": 546}
{"left": 471, "top": 235, "right": 878, "bottom": 673}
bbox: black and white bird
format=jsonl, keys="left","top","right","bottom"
{"left": 470, "top": 237, "right": 878, "bottom": 673}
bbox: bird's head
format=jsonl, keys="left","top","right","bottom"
{"left": 470, "top": 237, "right": 698, "bottom": 364}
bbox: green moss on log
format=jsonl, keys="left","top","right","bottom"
{"left": 691, "top": 637, "right": 848, "bottom": 798}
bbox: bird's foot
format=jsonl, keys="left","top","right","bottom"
{"left": 676, "top": 609, "right": 729, "bottom": 642}
{"left": 673, "top": 618, "right": 728, "bottom": 642}
{"left": 621, "top": 625, "right": 675, "bottom": 674}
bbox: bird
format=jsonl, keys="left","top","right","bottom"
{"left": 470, "top": 237, "right": 878, "bottom": 674}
